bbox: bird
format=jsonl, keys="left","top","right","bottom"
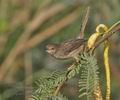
{"left": 46, "top": 38, "right": 87, "bottom": 60}
{"left": 46, "top": 7, "right": 90, "bottom": 61}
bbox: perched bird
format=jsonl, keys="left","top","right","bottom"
{"left": 46, "top": 7, "right": 90, "bottom": 60}
{"left": 46, "top": 39, "right": 86, "bottom": 60}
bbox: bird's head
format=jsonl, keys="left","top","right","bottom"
{"left": 46, "top": 44, "right": 58, "bottom": 55}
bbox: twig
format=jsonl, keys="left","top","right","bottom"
{"left": 86, "top": 21, "right": 120, "bottom": 53}
{"left": 53, "top": 77, "right": 67, "bottom": 96}
{"left": 93, "top": 21, "right": 120, "bottom": 51}
{"left": 53, "top": 64, "right": 75, "bottom": 96}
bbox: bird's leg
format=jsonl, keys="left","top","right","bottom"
{"left": 67, "top": 55, "right": 80, "bottom": 71}
{"left": 74, "top": 55, "right": 81, "bottom": 63}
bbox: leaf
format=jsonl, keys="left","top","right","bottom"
{"left": 30, "top": 71, "right": 66, "bottom": 100}
{"left": 78, "top": 53, "right": 99, "bottom": 100}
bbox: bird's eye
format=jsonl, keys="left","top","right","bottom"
{"left": 51, "top": 47, "right": 54, "bottom": 50}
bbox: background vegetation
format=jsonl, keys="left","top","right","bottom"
{"left": 0, "top": 0, "right": 120, "bottom": 100}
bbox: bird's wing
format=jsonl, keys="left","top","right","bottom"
{"left": 60, "top": 39, "right": 86, "bottom": 55}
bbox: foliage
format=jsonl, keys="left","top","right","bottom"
{"left": 30, "top": 52, "right": 100, "bottom": 100}
{"left": 78, "top": 53, "right": 99, "bottom": 99}
{"left": 30, "top": 71, "right": 66, "bottom": 100}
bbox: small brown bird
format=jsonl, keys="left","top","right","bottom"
{"left": 46, "top": 39, "right": 86, "bottom": 60}
{"left": 46, "top": 7, "right": 90, "bottom": 60}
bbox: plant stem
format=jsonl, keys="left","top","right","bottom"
{"left": 93, "top": 21, "right": 120, "bottom": 51}
{"left": 104, "top": 42, "right": 110, "bottom": 100}
{"left": 93, "top": 84, "right": 103, "bottom": 100}
{"left": 53, "top": 77, "right": 67, "bottom": 96}
{"left": 53, "top": 64, "right": 75, "bottom": 96}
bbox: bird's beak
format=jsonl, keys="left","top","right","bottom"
{"left": 45, "top": 49, "right": 51, "bottom": 53}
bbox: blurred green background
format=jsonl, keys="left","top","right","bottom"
{"left": 0, "top": 0, "right": 120, "bottom": 100}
